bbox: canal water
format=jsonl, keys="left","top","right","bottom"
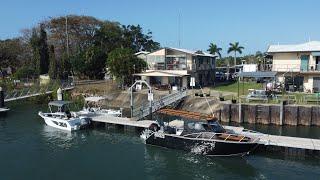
{"left": 0, "top": 102, "right": 320, "bottom": 180}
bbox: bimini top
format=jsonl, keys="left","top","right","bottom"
{"left": 84, "top": 96, "right": 106, "bottom": 103}
{"left": 48, "top": 100, "right": 72, "bottom": 107}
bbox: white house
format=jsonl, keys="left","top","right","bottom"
{"left": 135, "top": 47, "right": 217, "bottom": 88}
{"left": 267, "top": 41, "right": 320, "bottom": 92}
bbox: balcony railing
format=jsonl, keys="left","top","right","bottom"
{"left": 272, "top": 64, "right": 320, "bottom": 72}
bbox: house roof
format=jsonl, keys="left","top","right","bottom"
{"left": 133, "top": 70, "right": 189, "bottom": 77}
{"left": 135, "top": 51, "right": 150, "bottom": 56}
{"left": 167, "top": 47, "right": 217, "bottom": 57}
{"left": 267, "top": 41, "right": 320, "bottom": 53}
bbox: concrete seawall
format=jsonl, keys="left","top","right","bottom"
{"left": 217, "top": 103, "right": 320, "bottom": 126}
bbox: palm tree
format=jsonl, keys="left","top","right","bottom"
{"left": 227, "top": 42, "right": 244, "bottom": 66}
{"left": 207, "top": 43, "right": 222, "bottom": 59}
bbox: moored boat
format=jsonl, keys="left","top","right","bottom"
{"left": 142, "top": 120, "right": 259, "bottom": 156}
{"left": 77, "top": 96, "right": 122, "bottom": 117}
{"left": 38, "top": 101, "right": 91, "bottom": 131}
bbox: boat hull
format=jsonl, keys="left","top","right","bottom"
{"left": 146, "top": 133, "right": 258, "bottom": 156}
{"left": 38, "top": 112, "right": 91, "bottom": 131}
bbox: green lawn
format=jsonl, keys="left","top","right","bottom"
{"left": 213, "top": 81, "right": 263, "bottom": 95}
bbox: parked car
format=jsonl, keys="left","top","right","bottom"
{"left": 215, "top": 72, "right": 226, "bottom": 81}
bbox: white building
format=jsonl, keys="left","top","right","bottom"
{"left": 135, "top": 47, "right": 216, "bottom": 88}
{"left": 267, "top": 41, "right": 320, "bottom": 92}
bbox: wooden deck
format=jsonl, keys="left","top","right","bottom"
{"left": 90, "top": 115, "right": 156, "bottom": 128}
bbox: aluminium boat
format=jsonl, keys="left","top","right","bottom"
{"left": 38, "top": 101, "right": 91, "bottom": 131}
{"left": 77, "top": 96, "right": 122, "bottom": 117}
{"left": 142, "top": 120, "right": 259, "bottom": 156}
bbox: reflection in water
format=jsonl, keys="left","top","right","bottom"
{"left": 144, "top": 145, "right": 259, "bottom": 179}
{"left": 41, "top": 125, "right": 84, "bottom": 149}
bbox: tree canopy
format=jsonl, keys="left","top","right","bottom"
{"left": 207, "top": 43, "right": 222, "bottom": 59}
{"left": 107, "top": 48, "right": 146, "bottom": 85}
{"left": 1, "top": 15, "right": 160, "bottom": 80}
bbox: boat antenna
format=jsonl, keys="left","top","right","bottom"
{"left": 199, "top": 85, "right": 215, "bottom": 117}
{"left": 178, "top": 11, "right": 181, "bottom": 48}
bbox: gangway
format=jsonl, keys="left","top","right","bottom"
{"left": 132, "top": 90, "right": 187, "bottom": 120}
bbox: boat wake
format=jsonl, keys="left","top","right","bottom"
{"left": 190, "top": 141, "right": 216, "bottom": 155}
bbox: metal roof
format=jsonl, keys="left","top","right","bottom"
{"left": 168, "top": 47, "right": 217, "bottom": 57}
{"left": 48, "top": 101, "right": 72, "bottom": 107}
{"left": 238, "top": 71, "right": 277, "bottom": 78}
{"left": 134, "top": 70, "right": 189, "bottom": 77}
{"left": 267, "top": 41, "right": 320, "bottom": 53}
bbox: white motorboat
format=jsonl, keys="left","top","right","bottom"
{"left": 38, "top": 101, "right": 91, "bottom": 131}
{"left": 77, "top": 96, "right": 122, "bottom": 117}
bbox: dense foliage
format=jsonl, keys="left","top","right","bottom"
{"left": 107, "top": 48, "right": 147, "bottom": 85}
{"left": 0, "top": 15, "right": 160, "bottom": 82}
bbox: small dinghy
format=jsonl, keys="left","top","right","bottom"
{"left": 142, "top": 120, "right": 259, "bottom": 156}
{"left": 38, "top": 101, "right": 91, "bottom": 131}
{"left": 77, "top": 96, "right": 122, "bottom": 117}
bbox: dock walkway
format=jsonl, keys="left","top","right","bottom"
{"left": 91, "top": 114, "right": 320, "bottom": 153}
{"left": 90, "top": 115, "right": 156, "bottom": 128}
{"left": 258, "top": 134, "right": 320, "bottom": 151}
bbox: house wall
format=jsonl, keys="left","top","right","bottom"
{"left": 272, "top": 52, "right": 318, "bottom": 72}
{"left": 149, "top": 49, "right": 165, "bottom": 56}
{"left": 272, "top": 53, "right": 301, "bottom": 72}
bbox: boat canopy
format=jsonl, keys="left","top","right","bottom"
{"left": 84, "top": 96, "right": 106, "bottom": 102}
{"left": 48, "top": 101, "right": 72, "bottom": 107}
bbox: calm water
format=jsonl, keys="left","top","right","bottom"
{"left": 0, "top": 103, "right": 320, "bottom": 180}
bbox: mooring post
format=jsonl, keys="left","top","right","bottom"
{"left": 0, "top": 87, "right": 4, "bottom": 108}
{"left": 130, "top": 89, "right": 133, "bottom": 118}
{"left": 280, "top": 101, "right": 284, "bottom": 125}
{"left": 238, "top": 100, "right": 242, "bottom": 123}
{"left": 57, "top": 88, "right": 63, "bottom": 101}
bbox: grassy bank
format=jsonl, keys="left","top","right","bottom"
{"left": 213, "top": 81, "right": 263, "bottom": 95}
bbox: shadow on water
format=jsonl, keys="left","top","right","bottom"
{"left": 144, "top": 145, "right": 259, "bottom": 180}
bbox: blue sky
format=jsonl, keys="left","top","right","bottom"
{"left": 1, "top": 0, "right": 320, "bottom": 56}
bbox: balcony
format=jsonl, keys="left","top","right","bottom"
{"left": 272, "top": 64, "right": 320, "bottom": 73}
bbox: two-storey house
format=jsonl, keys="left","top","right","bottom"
{"left": 134, "top": 47, "right": 216, "bottom": 88}
{"left": 267, "top": 41, "right": 320, "bottom": 92}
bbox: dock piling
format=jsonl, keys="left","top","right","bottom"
{"left": 0, "top": 87, "right": 4, "bottom": 108}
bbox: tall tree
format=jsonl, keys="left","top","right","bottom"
{"left": 207, "top": 43, "right": 222, "bottom": 59}
{"left": 48, "top": 45, "right": 58, "bottom": 79}
{"left": 227, "top": 42, "right": 244, "bottom": 66}
{"left": 122, "top": 25, "right": 160, "bottom": 52}
{"left": 29, "top": 29, "right": 41, "bottom": 75}
{"left": 39, "top": 24, "right": 50, "bottom": 74}
{"left": 107, "top": 48, "right": 146, "bottom": 85}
